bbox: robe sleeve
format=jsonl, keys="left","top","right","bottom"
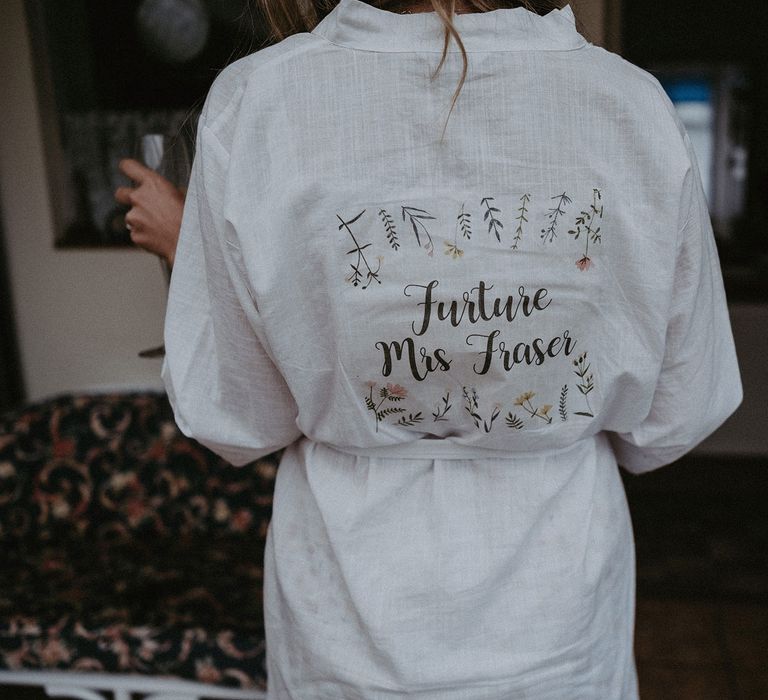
{"left": 607, "top": 127, "right": 743, "bottom": 475}
{"left": 160, "top": 111, "right": 303, "bottom": 467}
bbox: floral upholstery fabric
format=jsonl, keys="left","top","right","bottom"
{"left": 0, "top": 391, "right": 282, "bottom": 689}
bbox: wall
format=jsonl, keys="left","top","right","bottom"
{"left": 715, "top": 305, "right": 767, "bottom": 455}
{"left": 0, "top": 0, "right": 760, "bottom": 455}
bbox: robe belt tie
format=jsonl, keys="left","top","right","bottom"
{"left": 322, "top": 435, "right": 596, "bottom": 460}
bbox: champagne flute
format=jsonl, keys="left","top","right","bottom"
{"left": 135, "top": 131, "right": 184, "bottom": 358}
{"left": 134, "top": 120, "right": 195, "bottom": 358}
{"left": 139, "top": 133, "right": 173, "bottom": 287}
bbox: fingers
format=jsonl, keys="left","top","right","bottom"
{"left": 118, "top": 158, "right": 152, "bottom": 183}
{"left": 124, "top": 210, "right": 141, "bottom": 233}
{"left": 114, "top": 186, "right": 134, "bottom": 205}
{"left": 126, "top": 223, "right": 165, "bottom": 259}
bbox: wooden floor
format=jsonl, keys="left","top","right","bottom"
{"left": 635, "top": 597, "right": 767, "bottom": 699}
{"left": 626, "top": 454, "right": 768, "bottom": 699}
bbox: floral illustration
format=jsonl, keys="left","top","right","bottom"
{"left": 513, "top": 391, "right": 553, "bottom": 424}
{"left": 364, "top": 381, "right": 408, "bottom": 432}
{"left": 481, "top": 196, "right": 504, "bottom": 242}
{"left": 572, "top": 352, "right": 595, "bottom": 417}
{"left": 377, "top": 208, "right": 400, "bottom": 250}
{"left": 568, "top": 188, "right": 603, "bottom": 271}
{"left": 559, "top": 384, "right": 568, "bottom": 421}
{"left": 338, "top": 189, "right": 605, "bottom": 286}
{"left": 541, "top": 192, "right": 572, "bottom": 243}
{"left": 337, "top": 210, "right": 382, "bottom": 289}
{"left": 463, "top": 386, "right": 501, "bottom": 432}
{"left": 511, "top": 193, "right": 531, "bottom": 250}
{"left": 444, "top": 202, "right": 470, "bottom": 259}
{"left": 432, "top": 391, "right": 452, "bottom": 421}
{"left": 444, "top": 241, "right": 464, "bottom": 259}
{"left": 386, "top": 382, "right": 407, "bottom": 398}
{"left": 401, "top": 205, "right": 436, "bottom": 256}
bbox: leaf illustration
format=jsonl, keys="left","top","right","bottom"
{"left": 432, "top": 391, "right": 452, "bottom": 421}
{"left": 559, "top": 384, "right": 568, "bottom": 422}
{"left": 481, "top": 197, "right": 504, "bottom": 243}
{"left": 378, "top": 208, "right": 400, "bottom": 250}
{"left": 457, "top": 204, "right": 472, "bottom": 240}
{"left": 338, "top": 211, "right": 382, "bottom": 289}
{"left": 402, "top": 205, "right": 436, "bottom": 255}
{"left": 505, "top": 412, "right": 524, "bottom": 430}
{"left": 377, "top": 407, "right": 406, "bottom": 420}
{"left": 396, "top": 412, "right": 423, "bottom": 426}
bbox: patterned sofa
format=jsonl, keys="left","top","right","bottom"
{"left": 0, "top": 390, "right": 282, "bottom": 700}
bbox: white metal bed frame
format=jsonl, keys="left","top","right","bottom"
{"left": 0, "top": 670, "right": 268, "bottom": 699}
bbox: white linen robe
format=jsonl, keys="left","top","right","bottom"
{"left": 161, "top": 1, "right": 743, "bottom": 697}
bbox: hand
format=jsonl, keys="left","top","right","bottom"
{"left": 114, "top": 158, "right": 185, "bottom": 268}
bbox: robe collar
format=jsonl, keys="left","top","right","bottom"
{"left": 311, "top": 0, "right": 588, "bottom": 53}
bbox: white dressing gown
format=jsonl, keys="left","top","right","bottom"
{"left": 161, "top": 1, "right": 744, "bottom": 697}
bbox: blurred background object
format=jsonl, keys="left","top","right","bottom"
{"left": 136, "top": 0, "right": 211, "bottom": 64}
{"left": 24, "top": 0, "right": 255, "bottom": 249}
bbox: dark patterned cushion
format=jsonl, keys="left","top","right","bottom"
{"left": 0, "top": 391, "right": 282, "bottom": 542}
{"left": 0, "top": 617, "right": 267, "bottom": 689}
{"left": 0, "top": 533, "right": 269, "bottom": 688}
{"left": 0, "top": 391, "right": 282, "bottom": 687}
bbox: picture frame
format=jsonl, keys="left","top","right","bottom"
{"left": 24, "top": 0, "right": 254, "bottom": 248}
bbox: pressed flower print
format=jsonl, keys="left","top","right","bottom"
{"left": 569, "top": 188, "right": 603, "bottom": 271}
{"left": 572, "top": 352, "right": 595, "bottom": 416}
{"left": 364, "top": 382, "right": 421, "bottom": 432}
{"left": 514, "top": 391, "right": 553, "bottom": 424}
{"left": 387, "top": 382, "right": 408, "bottom": 398}
{"left": 402, "top": 205, "right": 436, "bottom": 256}
{"left": 444, "top": 202, "right": 470, "bottom": 259}
{"left": 338, "top": 209, "right": 382, "bottom": 289}
{"left": 444, "top": 241, "right": 464, "bottom": 259}
{"left": 575, "top": 255, "right": 592, "bottom": 271}
{"left": 541, "top": 192, "right": 572, "bottom": 243}
{"left": 364, "top": 381, "right": 405, "bottom": 432}
{"left": 463, "top": 386, "right": 501, "bottom": 432}
{"left": 432, "top": 391, "right": 452, "bottom": 421}
{"left": 336, "top": 189, "right": 603, "bottom": 272}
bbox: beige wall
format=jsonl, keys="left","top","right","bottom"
{"left": 0, "top": 0, "right": 761, "bottom": 454}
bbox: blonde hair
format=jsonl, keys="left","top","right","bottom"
{"left": 248, "top": 0, "right": 569, "bottom": 140}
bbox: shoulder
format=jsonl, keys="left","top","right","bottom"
{"left": 572, "top": 45, "right": 692, "bottom": 177}
{"left": 577, "top": 45, "right": 687, "bottom": 141}
{"left": 199, "top": 32, "right": 323, "bottom": 145}
{"left": 578, "top": 46, "right": 699, "bottom": 223}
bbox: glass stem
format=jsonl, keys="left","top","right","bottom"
{"left": 159, "top": 254, "right": 171, "bottom": 287}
